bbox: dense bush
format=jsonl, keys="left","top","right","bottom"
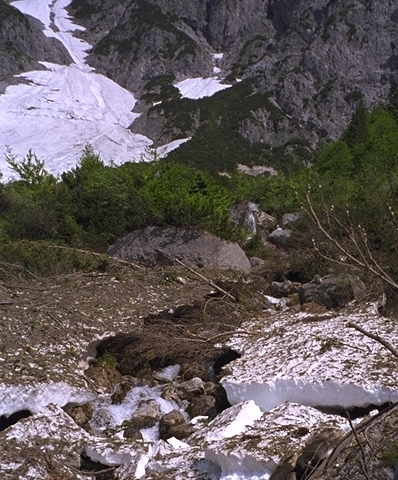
{"left": 0, "top": 146, "right": 242, "bottom": 251}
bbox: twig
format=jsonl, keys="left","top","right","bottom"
{"left": 174, "top": 258, "right": 237, "bottom": 301}
{"left": 47, "top": 312, "right": 65, "bottom": 330}
{"left": 346, "top": 322, "right": 398, "bottom": 359}
{"left": 71, "top": 466, "right": 116, "bottom": 477}
{"left": 346, "top": 411, "right": 371, "bottom": 480}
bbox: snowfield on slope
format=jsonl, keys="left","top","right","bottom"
{"left": 0, "top": 0, "right": 229, "bottom": 181}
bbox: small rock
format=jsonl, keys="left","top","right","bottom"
{"left": 178, "top": 377, "right": 205, "bottom": 400}
{"left": 64, "top": 402, "right": 94, "bottom": 427}
{"left": 130, "top": 400, "right": 161, "bottom": 429}
{"left": 123, "top": 427, "right": 144, "bottom": 441}
{"left": 111, "top": 382, "right": 131, "bottom": 404}
{"left": 268, "top": 228, "right": 293, "bottom": 249}
{"left": 188, "top": 395, "right": 217, "bottom": 419}
{"left": 161, "top": 385, "right": 185, "bottom": 408}
{"left": 203, "top": 382, "right": 231, "bottom": 413}
{"left": 281, "top": 212, "right": 301, "bottom": 226}
{"left": 159, "top": 409, "right": 189, "bottom": 440}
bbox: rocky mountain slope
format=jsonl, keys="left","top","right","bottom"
{"left": 2, "top": 0, "right": 397, "bottom": 172}
{"left": 0, "top": 0, "right": 72, "bottom": 92}
{"left": 66, "top": 0, "right": 398, "bottom": 168}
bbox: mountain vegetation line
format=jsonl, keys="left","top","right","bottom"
{"left": 2, "top": 101, "right": 398, "bottom": 306}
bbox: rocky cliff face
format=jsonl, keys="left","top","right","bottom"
{"left": 0, "top": 0, "right": 72, "bottom": 90}
{"left": 3, "top": 0, "right": 398, "bottom": 169}
{"left": 66, "top": 0, "right": 398, "bottom": 167}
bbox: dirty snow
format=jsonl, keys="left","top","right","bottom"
{"left": 0, "top": 382, "right": 94, "bottom": 416}
{"left": 221, "top": 304, "right": 398, "bottom": 411}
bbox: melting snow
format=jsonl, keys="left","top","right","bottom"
{"left": 0, "top": 2, "right": 231, "bottom": 180}
{"left": 0, "top": 382, "right": 94, "bottom": 416}
{"left": 175, "top": 77, "right": 232, "bottom": 100}
{"left": 221, "top": 305, "right": 398, "bottom": 412}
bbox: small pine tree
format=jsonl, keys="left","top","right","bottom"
{"left": 342, "top": 100, "right": 369, "bottom": 148}
{"left": 387, "top": 79, "right": 398, "bottom": 124}
{"left": 5, "top": 147, "right": 50, "bottom": 186}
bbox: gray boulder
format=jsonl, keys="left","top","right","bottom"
{"left": 299, "top": 274, "right": 367, "bottom": 308}
{"left": 268, "top": 228, "right": 293, "bottom": 249}
{"left": 107, "top": 226, "right": 251, "bottom": 274}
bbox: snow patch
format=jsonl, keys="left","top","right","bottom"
{"left": 204, "top": 402, "right": 348, "bottom": 480}
{"left": 175, "top": 78, "right": 232, "bottom": 100}
{"left": 1, "top": 0, "right": 154, "bottom": 181}
{"left": 0, "top": 382, "right": 94, "bottom": 416}
{"left": 221, "top": 306, "right": 398, "bottom": 412}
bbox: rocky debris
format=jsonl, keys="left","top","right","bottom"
{"left": 107, "top": 226, "right": 252, "bottom": 274}
{"left": 63, "top": 402, "right": 94, "bottom": 428}
{"left": 177, "top": 377, "right": 205, "bottom": 400}
{"left": 188, "top": 395, "right": 218, "bottom": 420}
{"left": 1, "top": 262, "right": 398, "bottom": 478}
{"left": 299, "top": 273, "right": 367, "bottom": 308}
{"left": 203, "top": 401, "right": 348, "bottom": 480}
{"left": 0, "top": 0, "right": 72, "bottom": 83}
{"left": 270, "top": 279, "right": 300, "bottom": 298}
{"left": 129, "top": 399, "right": 161, "bottom": 429}
{"left": 123, "top": 426, "right": 143, "bottom": 440}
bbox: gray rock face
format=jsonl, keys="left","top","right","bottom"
{"left": 0, "top": 0, "right": 72, "bottom": 84}
{"left": 268, "top": 227, "right": 293, "bottom": 249}
{"left": 66, "top": 0, "right": 398, "bottom": 153}
{"left": 69, "top": 0, "right": 214, "bottom": 94}
{"left": 107, "top": 226, "right": 252, "bottom": 274}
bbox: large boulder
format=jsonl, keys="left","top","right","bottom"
{"left": 299, "top": 274, "right": 367, "bottom": 308}
{"left": 107, "top": 226, "right": 251, "bottom": 274}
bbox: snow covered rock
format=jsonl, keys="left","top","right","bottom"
{"left": 221, "top": 303, "right": 398, "bottom": 412}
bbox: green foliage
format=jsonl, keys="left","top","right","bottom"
{"left": 300, "top": 105, "right": 398, "bottom": 289}
{"left": 0, "top": 145, "right": 244, "bottom": 254}
{"left": 6, "top": 147, "right": 54, "bottom": 187}
{"left": 315, "top": 140, "right": 354, "bottom": 178}
{"left": 96, "top": 351, "right": 119, "bottom": 370}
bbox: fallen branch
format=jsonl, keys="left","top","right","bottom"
{"left": 346, "top": 411, "right": 371, "bottom": 480}
{"left": 174, "top": 258, "right": 237, "bottom": 302}
{"left": 346, "top": 322, "right": 398, "bottom": 359}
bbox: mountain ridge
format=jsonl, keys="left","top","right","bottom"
{"left": 1, "top": 0, "right": 398, "bottom": 172}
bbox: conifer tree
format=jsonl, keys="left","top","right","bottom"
{"left": 342, "top": 100, "right": 369, "bottom": 148}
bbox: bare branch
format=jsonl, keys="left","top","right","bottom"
{"left": 301, "top": 185, "right": 398, "bottom": 291}
{"left": 174, "top": 258, "right": 237, "bottom": 301}
{"left": 345, "top": 411, "right": 371, "bottom": 480}
{"left": 346, "top": 321, "right": 398, "bottom": 359}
